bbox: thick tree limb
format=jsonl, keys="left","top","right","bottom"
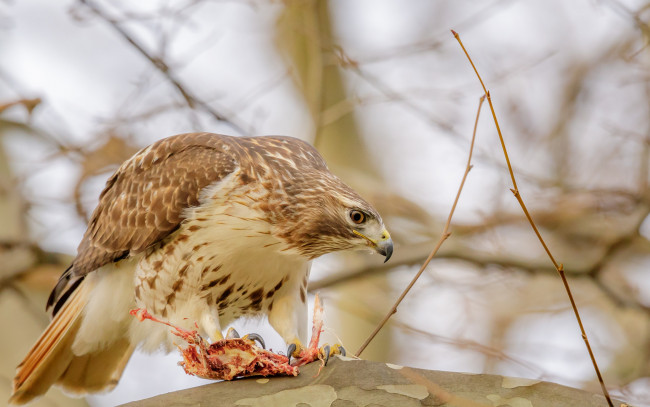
{"left": 119, "top": 357, "right": 627, "bottom": 407}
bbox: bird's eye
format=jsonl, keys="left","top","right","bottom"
{"left": 349, "top": 210, "right": 366, "bottom": 224}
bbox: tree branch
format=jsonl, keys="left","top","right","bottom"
{"left": 78, "top": 0, "right": 249, "bottom": 135}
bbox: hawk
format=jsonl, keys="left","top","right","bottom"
{"left": 10, "top": 133, "right": 393, "bottom": 404}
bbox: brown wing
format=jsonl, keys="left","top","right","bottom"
{"left": 48, "top": 133, "right": 238, "bottom": 315}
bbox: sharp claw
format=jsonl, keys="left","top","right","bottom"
{"left": 321, "top": 344, "right": 331, "bottom": 366}
{"left": 244, "top": 333, "right": 266, "bottom": 349}
{"left": 339, "top": 346, "right": 346, "bottom": 357}
{"left": 225, "top": 327, "right": 240, "bottom": 339}
{"left": 287, "top": 343, "right": 297, "bottom": 363}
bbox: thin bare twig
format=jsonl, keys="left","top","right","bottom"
{"left": 451, "top": 29, "right": 614, "bottom": 407}
{"left": 355, "top": 95, "right": 484, "bottom": 357}
{"left": 78, "top": 0, "right": 249, "bottom": 136}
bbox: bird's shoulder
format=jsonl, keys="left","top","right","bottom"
{"left": 76, "top": 133, "right": 238, "bottom": 271}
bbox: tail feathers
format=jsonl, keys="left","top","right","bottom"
{"left": 9, "top": 278, "right": 133, "bottom": 405}
{"left": 10, "top": 279, "right": 89, "bottom": 405}
{"left": 56, "top": 338, "right": 134, "bottom": 394}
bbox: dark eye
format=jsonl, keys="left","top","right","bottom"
{"left": 350, "top": 210, "right": 366, "bottom": 224}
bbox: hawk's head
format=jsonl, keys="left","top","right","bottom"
{"left": 325, "top": 195, "right": 394, "bottom": 262}
{"left": 275, "top": 185, "right": 393, "bottom": 261}
{"left": 262, "top": 160, "right": 392, "bottom": 261}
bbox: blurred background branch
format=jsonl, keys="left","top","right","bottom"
{"left": 1, "top": 0, "right": 650, "bottom": 406}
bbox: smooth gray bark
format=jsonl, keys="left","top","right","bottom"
{"left": 120, "top": 357, "right": 626, "bottom": 407}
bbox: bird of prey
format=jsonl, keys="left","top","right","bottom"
{"left": 10, "top": 133, "right": 393, "bottom": 404}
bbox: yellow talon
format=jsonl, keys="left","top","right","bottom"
{"left": 317, "top": 343, "right": 346, "bottom": 365}
{"left": 287, "top": 340, "right": 303, "bottom": 358}
{"left": 318, "top": 344, "right": 329, "bottom": 360}
{"left": 317, "top": 343, "right": 345, "bottom": 358}
{"left": 225, "top": 327, "right": 239, "bottom": 339}
{"left": 330, "top": 344, "right": 346, "bottom": 357}
{"left": 242, "top": 333, "right": 266, "bottom": 348}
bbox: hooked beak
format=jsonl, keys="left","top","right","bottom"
{"left": 353, "top": 229, "right": 394, "bottom": 263}
{"left": 376, "top": 236, "right": 394, "bottom": 263}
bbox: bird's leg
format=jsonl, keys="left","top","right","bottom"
{"left": 270, "top": 292, "right": 342, "bottom": 366}
{"left": 200, "top": 312, "right": 224, "bottom": 343}
{"left": 291, "top": 294, "right": 347, "bottom": 366}
{"left": 268, "top": 288, "right": 307, "bottom": 361}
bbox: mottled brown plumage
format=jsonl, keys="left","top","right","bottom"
{"left": 11, "top": 133, "right": 393, "bottom": 405}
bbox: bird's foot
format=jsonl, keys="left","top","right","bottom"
{"left": 225, "top": 327, "right": 266, "bottom": 348}
{"left": 320, "top": 343, "right": 346, "bottom": 365}
{"left": 286, "top": 294, "right": 345, "bottom": 367}
{"left": 288, "top": 341, "right": 346, "bottom": 367}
